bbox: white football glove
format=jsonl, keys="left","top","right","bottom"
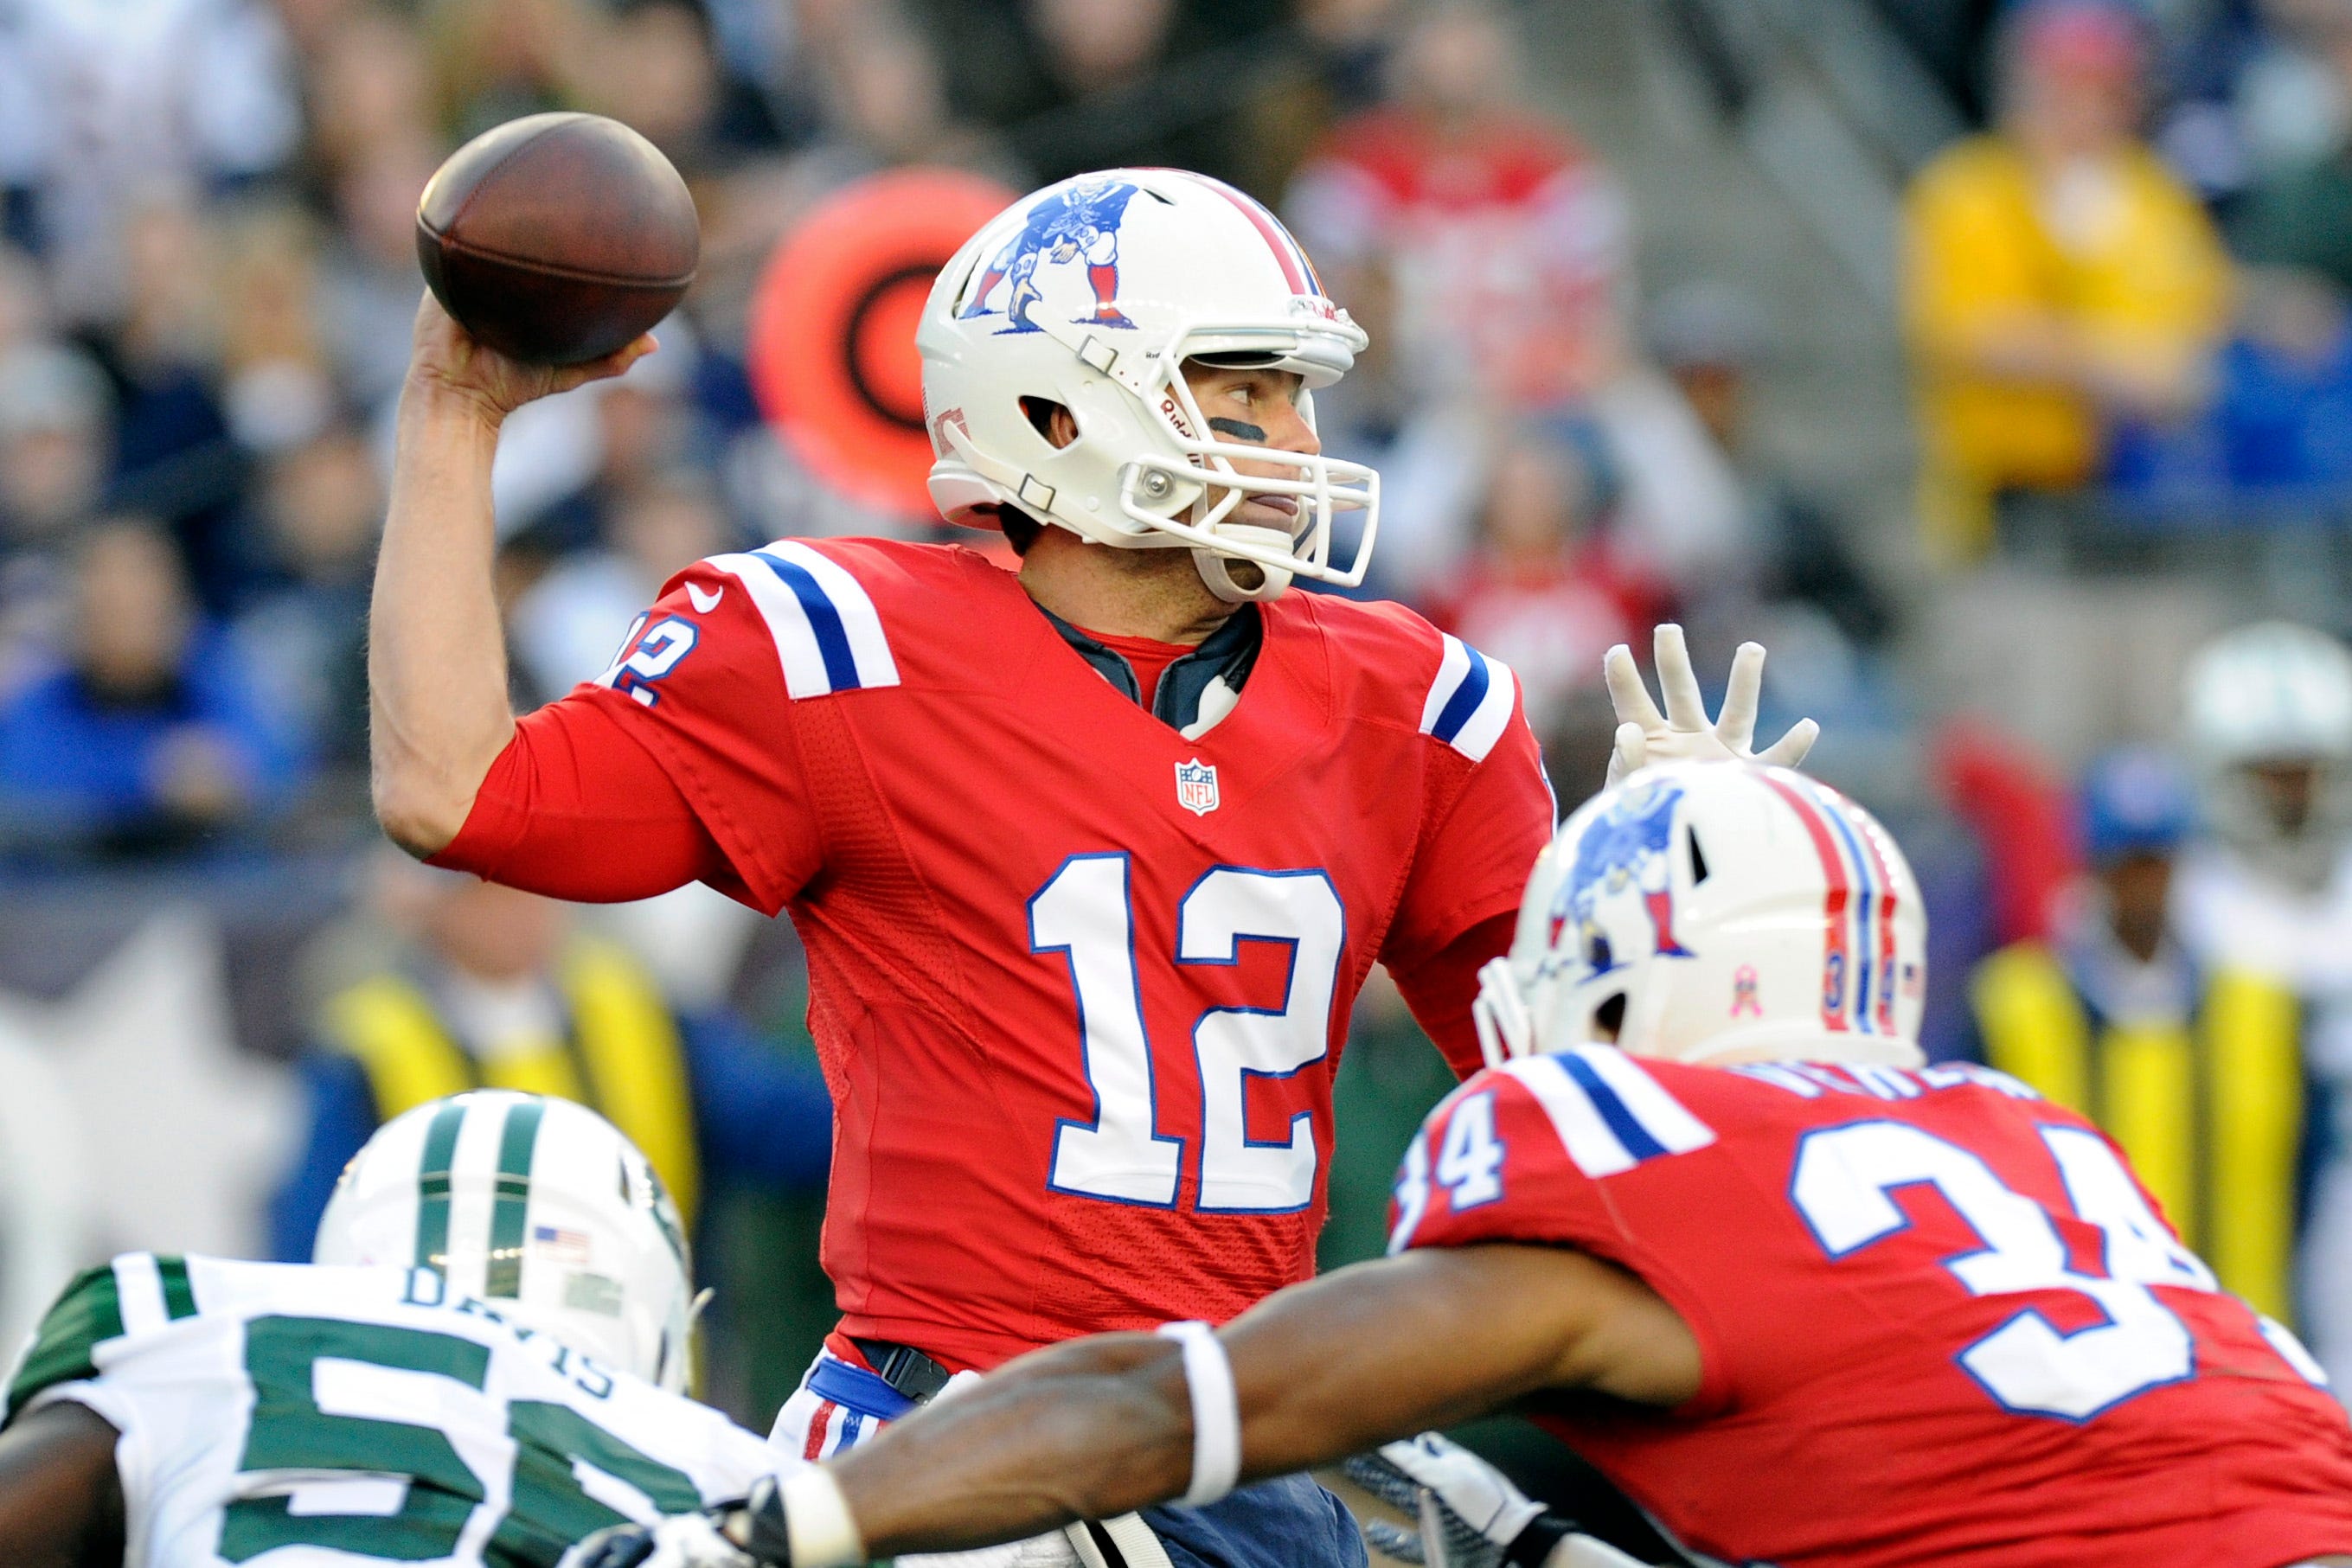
{"left": 1344, "top": 1435, "right": 1655, "bottom": 1568}
{"left": 1603, "top": 624, "right": 1818, "bottom": 788}
{"left": 560, "top": 1512, "right": 753, "bottom": 1568}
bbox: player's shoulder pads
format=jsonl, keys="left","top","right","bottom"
{"left": 4, "top": 1253, "right": 198, "bottom": 1422}
{"left": 702, "top": 539, "right": 902, "bottom": 699}
{"left": 1420, "top": 631, "right": 1520, "bottom": 764}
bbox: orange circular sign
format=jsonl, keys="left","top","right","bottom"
{"left": 747, "top": 168, "right": 1014, "bottom": 520}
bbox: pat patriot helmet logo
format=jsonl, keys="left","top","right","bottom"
{"left": 1550, "top": 778, "right": 1695, "bottom": 976}
{"left": 960, "top": 176, "right": 1152, "bottom": 335}
{"left": 1175, "top": 758, "right": 1220, "bottom": 816}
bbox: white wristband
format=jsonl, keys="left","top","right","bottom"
{"left": 780, "top": 1467, "right": 866, "bottom": 1568}
{"left": 1154, "top": 1320, "right": 1239, "bottom": 1508}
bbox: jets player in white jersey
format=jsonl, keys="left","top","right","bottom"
{"left": 2172, "top": 622, "right": 2352, "bottom": 1391}
{"left": 0, "top": 1091, "right": 805, "bottom": 1567}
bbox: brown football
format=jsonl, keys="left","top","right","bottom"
{"left": 416, "top": 112, "right": 698, "bottom": 367}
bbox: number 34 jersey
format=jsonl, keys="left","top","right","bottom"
{"left": 2, "top": 1255, "right": 794, "bottom": 1567}
{"left": 574, "top": 539, "right": 1552, "bottom": 1370}
{"left": 1393, "top": 1050, "right": 2352, "bottom": 1568}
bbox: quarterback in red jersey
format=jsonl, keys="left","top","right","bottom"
{"left": 583, "top": 762, "right": 2352, "bottom": 1568}
{"left": 369, "top": 163, "right": 1812, "bottom": 1567}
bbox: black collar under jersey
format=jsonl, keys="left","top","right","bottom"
{"left": 1035, "top": 601, "right": 1263, "bottom": 734}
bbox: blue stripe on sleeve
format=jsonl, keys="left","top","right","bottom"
{"left": 1431, "top": 644, "right": 1491, "bottom": 745}
{"left": 1559, "top": 1051, "right": 1669, "bottom": 1162}
{"left": 755, "top": 550, "right": 862, "bottom": 693}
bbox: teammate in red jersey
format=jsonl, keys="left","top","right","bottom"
{"left": 579, "top": 761, "right": 2352, "bottom": 1568}
{"left": 369, "top": 164, "right": 1810, "bottom": 1567}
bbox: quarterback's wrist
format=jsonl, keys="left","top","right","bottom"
{"left": 1504, "top": 1512, "right": 1576, "bottom": 1567}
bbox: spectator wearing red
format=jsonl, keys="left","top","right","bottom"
{"left": 1286, "top": 0, "right": 1631, "bottom": 411}
{"left": 1288, "top": 0, "right": 1744, "bottom": 598}
{"left": 1427, "top": 423, "right": 1661, "bottom": 741}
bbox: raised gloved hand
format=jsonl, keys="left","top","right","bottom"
{"left": 1603, "top": 624, "right": 1818, "bottom": 788}
{"left": 560, "top": 1510, "right": 753, "bottom": 1568}
{"left": 1344, "top": 1434, "right": 1652, "bottom": 1568}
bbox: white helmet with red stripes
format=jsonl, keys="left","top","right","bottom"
{"left": 918, "top": 168, "right": 1376, "bottom": 602}
{"left": 1474, "top": 761, "right": 1926, "bottom": 1069}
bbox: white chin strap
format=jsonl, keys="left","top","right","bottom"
{"left": 1194, "top": 525, "right": 1296, "bottom": 604}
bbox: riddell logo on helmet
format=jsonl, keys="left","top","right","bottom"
{"left": 1157, "top": 394, "right": 1195, "bottom": 438}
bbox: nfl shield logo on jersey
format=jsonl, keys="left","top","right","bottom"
{"left": 1175, "top": 758, "right": 1220, "bottom": 816}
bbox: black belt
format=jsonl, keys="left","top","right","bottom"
{"left": 850, "top": 1336, "right": 954, "bottom": 1405}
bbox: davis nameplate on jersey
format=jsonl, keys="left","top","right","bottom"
{"left": 1176, "top": 758, "right": 1220, "bottom": 816}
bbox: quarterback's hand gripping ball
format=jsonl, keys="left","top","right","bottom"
{"left": 1603, "top": 624, "right": 1820, "bottom": 788}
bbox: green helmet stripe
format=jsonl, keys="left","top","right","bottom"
{"left": 413, "top": 1098, "right": 470, "bottom": 1271}
{"left": 157, "top": 1257, "right": 197, "bottom": 1322}
{"left": 486, "top": 1098, "right": 546, "bottom": 1298}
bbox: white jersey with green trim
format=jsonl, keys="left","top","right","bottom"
{"left": 1, "top": 1252, "right": 798, "bottom": 1567}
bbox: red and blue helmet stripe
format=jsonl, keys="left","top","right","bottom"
{"left": 1166, "top": 170, "right": 1326, "bottom": 298}
{"left": 1759, "top": 774, "right": 1901, "bottom": 1035}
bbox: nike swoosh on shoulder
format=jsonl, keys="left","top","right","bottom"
{"left": 685, "top": 582, "right": 725, "bottom": 613}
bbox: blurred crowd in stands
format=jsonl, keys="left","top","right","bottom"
{"left": 11, "top": 0, "right": 2352, "bottom": 1423}
{"left": 0, "top": 0, "right": 1883, "bottom": 860}
{"left": 1903, "top": 0, "right": 2352, "bottom": 549}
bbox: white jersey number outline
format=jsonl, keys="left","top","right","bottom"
{"left": 1790, "top": 1118, "right": 2320, "bottom": 1419}
{"left": 1030, "top": 856, "right": 1343, "bottom": 1213}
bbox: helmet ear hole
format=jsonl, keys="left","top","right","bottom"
{"left": 1019, "top": 396, "right": 1075, "bottom": 449}
{"left": 1593, "top": 991, "right": 1627, "bottom": 1042}
{"left": 1687, "top": 825, "right": 1710, "bottom": 885}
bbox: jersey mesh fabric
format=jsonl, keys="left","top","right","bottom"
{"left": 1395, "top": 1054, "right": 2352, "bottom": 1568}
{"left": 438, "top": 539, "right": 1554, "bottom": 1368}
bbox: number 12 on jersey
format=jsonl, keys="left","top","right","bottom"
{"left": 1030, "top": 855, "right": 1344, "bottom": 1214}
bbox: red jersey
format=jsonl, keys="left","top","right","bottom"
{"left": 1287, "top": 107, "right": 1631, "bottom": 406}
{"left": 517, "top": 538, "right": 1552, "bottom": 1369}
{"left": 1394, "top": 1048, "right": 2352, "bottom": 1568}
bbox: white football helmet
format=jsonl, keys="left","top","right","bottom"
{"left": 316, "top": 1091, "right": 695, "bottom": 1391}
{"left": 2182, "top": 621, "right": 2352, "bottom": 876}
{"left": 1474, "top": 762, "right": 1926, "bottom": 1069}
{"left": 918, "top": 168, "right": 1377, "bottom": 602}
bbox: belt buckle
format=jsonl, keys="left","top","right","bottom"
{"left": 851, "top": 1336, "right": 952, "bottom": 1405}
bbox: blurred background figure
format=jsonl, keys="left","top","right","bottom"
{"left": 268, "top": 852, "right": 831, "bottom": 1263}
{"left": 1288, "top": 0, "right": 1743, "bottom": 597}
{"left": 0, "top": 0, "right": 299, "bottom": 322}
{"left": 0, "top": 518, "right": 301, "bottom": 856}
{"left": 226, "top": 424, "right": 381, "bottom": 801}
{"left": 512, "top": 470, "right": 731, "bottom": 703}
{"left": 1968, "top": 745, "right": 2304, "bottom": 1323}
{"left": 1426, "top": 421, "right": 1656, "bottom": 742}
{"left": 2172, "top": 622, "right": 2352, "bottom": 1380}
{"left": 1903, "top": 0, "right": 2230, "bottom": 560}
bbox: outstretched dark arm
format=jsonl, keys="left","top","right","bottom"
{"left": 828, "top": 1242, "right": 1701, "bottom": 1559}
{"left": 0, "top": 1401, "right": 125, "bottom": 1568}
